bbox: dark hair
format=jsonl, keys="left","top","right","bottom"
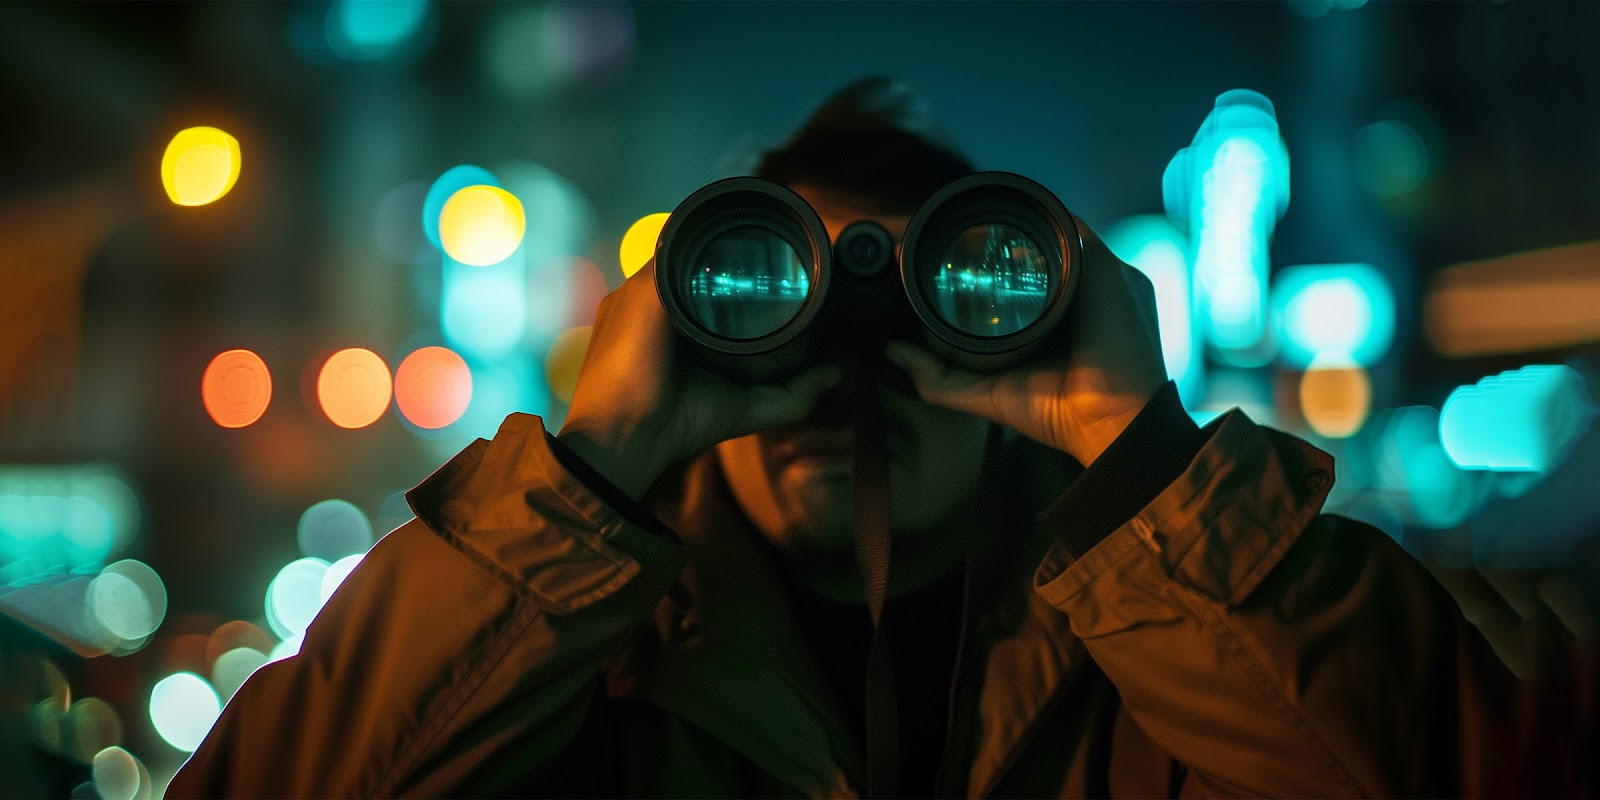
{"left": 754, "top": 77, "right": 977, "bottom": 214}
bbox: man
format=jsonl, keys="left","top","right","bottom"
{"left": 170, "top": 79, "right": 1586, "bottom": 798}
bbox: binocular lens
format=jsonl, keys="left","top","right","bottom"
{"left": 658, "top": 172, "right": 1079, "bottom": 379}
{"left": 684, "top": 225, "right": 812, "bottom": 340}
{"left": 924, "top": 223, "right": 1053, "bottom": 338}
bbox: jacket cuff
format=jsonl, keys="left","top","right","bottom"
{"left": 406, "top": 413, "right": 684, "bottom": 615}
{"left": 545, "top": 430, "right": 680, "bottom": 543}
{"left": 1039, "top": 381, "right": 1211, "bottom": 559}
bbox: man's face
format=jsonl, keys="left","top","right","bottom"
{"left": 714, "top": 185, "right": 990, "bottom": 571}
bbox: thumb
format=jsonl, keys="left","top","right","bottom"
{"left": 739, "top": 363, "right": 846, "bottom": 433}
{"left": 883, "top": 341, "right": 993, "bottom": 418}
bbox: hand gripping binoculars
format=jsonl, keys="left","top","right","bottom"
{"left": 653, "top": 172, "right": 1084, "bottom": 384}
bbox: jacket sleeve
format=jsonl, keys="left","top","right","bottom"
{"left": 167, "top": 413, "right": 686, "bottom": 798}
{"left": 1032, "top": 404, "right": 1592, "bottom": 798}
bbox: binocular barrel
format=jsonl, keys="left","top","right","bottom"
{"left": 655, "top": 172, "right": 1083, "bottom": 383}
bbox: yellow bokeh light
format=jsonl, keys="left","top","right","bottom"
{"left": 161, "top": 126, "right": 242, "bottom": 207}
{"left": 439, "top": 185, "right": 526, "bottom": 266}
{"left": 619, "top": 212, "right": 669, "bottom": 278}
{"left": 1299, "top": 356, "right": 1372, "bottom": 439}
{"left": 545, "top": 326, "right": 593, "bottom": 404}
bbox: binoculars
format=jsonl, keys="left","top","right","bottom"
{"left": 653, "top": 172, "right": 1084, "bottom": 383}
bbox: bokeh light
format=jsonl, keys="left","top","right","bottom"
{"left": 79, "top": 474, "right": 139, "bottom": 557}
{"left": 265, "top": 557, "right": 331, "bottom": 640}
{"left": 87, "top": 559, "right": 167, "bottom": 643}
{"left": 1298, "top": 355, "right": 1371, "bottom": 438}
{"left": 320, "top": 553, "right": 364, "bottom": 605}
{"left": 439, "top": 185, "right": 526, "bottom": 267}
{"left": 92, "top": 745, "right": 144, "bottom": 800}
{"left": 1102, "top": 215, "right": 1199, "bottom": 405}
{"left": 148, "top": 672, "right": 221, "bottom": 752}
{"left": 1440, "top": 365, "right": 1594, "bottom": 471}
{"left": 1424, "top": 242, "right": 1600, "bottom": 357}
{"left": 0, "top": 467, "right": 140, "bottom": 575}
{"left": 161, "top": 126, "right": 242, "bottom": 206}
{"left": 63, "top": 698, "right": 121, "bottom": 763}
{"left": 424, "top": 165, "right": 499, "bottom": 248}
{"left": 326, "top": 0, "right": 431, "bottom": 61}
{"left": 1376, "top": 406, "right": 1481, "bottom": 529}
{"left": 619, "top": 212, "right": 669, "bottom": 278}
{"left": 210, "top": 647, "right": 269, "bottom": 702}
{"left": 447, "top": 361, "right": 550, "bottom": 444}
{"left": 63, "top": 496, "right": 115, "bottom": 567}
{"left": 1272, "top": 263, "right": 1395, "bottom": 368}
{"left": 1163, "top": 90, "right": 1289, "bottom": 366}
{"left": 202, "top": 349, "right": 272, "bottom": 429}
{"left": 268, "top": 633, "right": 304, "bottom": 664}
{"left": 205, "top": 620, "right": 272, "bottom": 667}
{"left": 1353, "top": 119, "right": 1429, "bottom": 197}
{"left": 296, "top": 499, "right": 373, "bottom": 561}
{"left": 394, "top": 346, "right": 473, "bottom": 429}
{"left": 526, "top": 255, "right": 576, "bottom": 343}
{"left": 316, "top": 348, "right": 392, "bottom": 429}
{"left": 545, "top": 326, "right": 593, "bottom": 404}
{"left": 499, "top": 160, "right": 595, "bottom": 276}
{"left": 442, "top": 259, "right": 527, "bottom": 359}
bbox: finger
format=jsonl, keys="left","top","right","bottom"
{"left": 883, "top": 341, "right": 993, "bottom": 418}
{"left": 737, "top": 363, "right": 847, "bottom": 434}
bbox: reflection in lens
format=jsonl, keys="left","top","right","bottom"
{"left": 683, "top": 226, "right": 810, "bottom": 340}
{"left": 926, "top": 224, "right": 1052, "bottom": 337}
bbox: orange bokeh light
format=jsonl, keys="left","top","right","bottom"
{"left": 316, "top": 348, "right": 392, "bottom": 429}
{"left": 394, "top": 346, "right": 473, "bottom": 429}
{"left": 1299, "top": 358, "right": 1372, "bottom": 439}
{"left": 202, "top": 349, "right": 272, "bottom": 429}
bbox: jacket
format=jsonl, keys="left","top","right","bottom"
{"left": 169, "top": 401, "right": 1588, "bottom": 798}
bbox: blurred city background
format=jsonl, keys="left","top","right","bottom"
{"left": 3, "top": 0, "right": 1599, "bottom": 796}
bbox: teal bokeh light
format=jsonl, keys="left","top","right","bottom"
{"left": 296, "top": 499, "right": 374, "bottom": 562}
{"left": 1271, "top": 263, "right": 1395, "bottom": 368}
{"left": 1102, "top": 215, "right": 1201, "bottom": 405}
{"left": 1375, "top": 406, "right": 1482, "bottom": 530}
{"left": 327, "top": 0, "right": 431, "bottom": 62}
{"left": 265, "top": 557, "right": 331, "bottom": 641}
{"left": 0, "top": 467, "right": 138, "bottom": 581}
{"left": 1163, "top": 90, "right": 1290, "bottom": 366}
{"left": 423, "top": 166, "right": 499, "bottom": 249}
{"left": 149, "top": 672, "right": 221, "bottom": 753}
{"left": 442, "top": 257, "right": 528, "bottom": 360}
{"left": 1440, "top": 365, "right": 1594, "bottom": 472}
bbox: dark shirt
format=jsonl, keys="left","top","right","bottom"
{"left": 784, "top": 562, "right": 967, "bottom": 798}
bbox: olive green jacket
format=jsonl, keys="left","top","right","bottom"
{"left": 170, "top": 411, "right": 1580, "bottom": 798}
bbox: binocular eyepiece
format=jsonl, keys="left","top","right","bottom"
{"left": 654, "top": 171, "right": 1083, "bottom": 383}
